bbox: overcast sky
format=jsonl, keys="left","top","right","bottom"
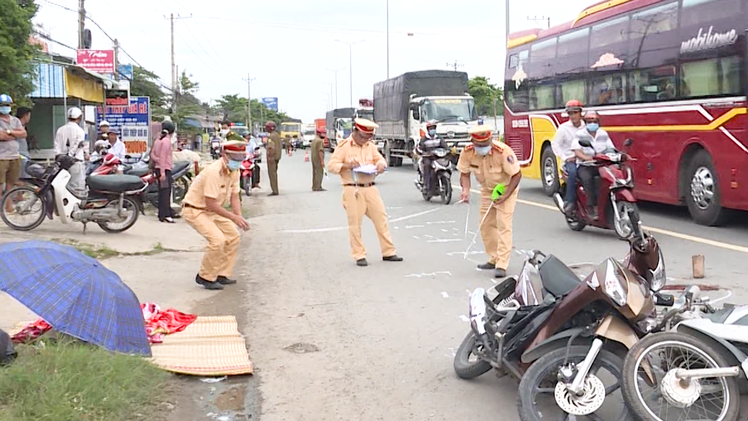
{"left": 34, "top": 0, "right": 594, "bottom": 122}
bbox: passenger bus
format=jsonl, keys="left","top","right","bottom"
{"left": 504, "top": 0, "right": 748, "bottom": 225}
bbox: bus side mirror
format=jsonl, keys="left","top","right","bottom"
{"left": 624, "top": 138, "right": 634, "bottom": 148}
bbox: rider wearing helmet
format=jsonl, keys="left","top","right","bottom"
{"left": 551, "top": 99, "right": 586, "bottom": 213}
{"left": 53, "top": 107, "right": 88, "bottom": 194}
{"left": 571, "top": 111, "right": 615, "bottom": 220}
{"left": 98, "top": 120, "right": 111, "bottom": 141}
{"left": 419, "top": 120, "right": 448, "bottom": 194}
{"left": 265, "top": 121, "right": 282, "bottom": 195}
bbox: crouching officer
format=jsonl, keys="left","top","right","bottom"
{"left": 327, "top": 118, "right": 403, "bottom": 267}
{"left": 182, "top": 140, "right": 250, "bottom": 290}
{"left": 457, "top": 126, "right": 521, "bottom": 278}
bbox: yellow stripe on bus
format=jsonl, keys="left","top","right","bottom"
{"left": 507, "top": 34, "right": 539, "bottom": 49}
{"left": 605, "top": 107, "right": 747, "bottom": 133}
{"left": 572, "top": 0, "right": 636, "bottom": 27}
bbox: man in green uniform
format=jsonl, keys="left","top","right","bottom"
{"left": 311, "top": 126, "right": 326, "bottom": 191}
{"left": 265, "top": 121, "right": 282, "bottom": 196}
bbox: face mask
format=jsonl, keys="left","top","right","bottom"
{"left": 475, "top": 145, "right": 491, "bottom": 156}
{"left": 220, "top": 129, "right": 229, "bottom": 136}
{"left": 0, "top": 106, "right": 11, "bottom": 115}
{"left": 428, "top": 129, "right": 436, "bottom": 137}
{"left": 586, "top": 123, "right": 600, "bottom": 132}
{"left": 227, "top": 159, "right": 242, "bottom": 171}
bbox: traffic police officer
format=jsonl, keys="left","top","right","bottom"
{"left": 311, "top": 126, "right": 326, "bottom": 191}
{"left": 457, "top": 126, "right": 521, "bottom": 278}
{"left": 182, "top": 140, "right": 251, "bottom": 290}
{"left": 328, "top": 118, "right": 403, "bottom": 267}
{"left": 265, "top": 121, "right": 282, "bottom": 196}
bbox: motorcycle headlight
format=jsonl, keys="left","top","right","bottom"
{"left": 603, "top": 260, "right": 628, "bottom": 306}
{"left": 649, "top": 248, "right": 666, "bottom": 292}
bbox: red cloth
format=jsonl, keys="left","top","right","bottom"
{"left": 140, "top": 303, "right": 197, "bottom": 344}
{"left": 11, "top": 319, "right": 52, "bottom": 344}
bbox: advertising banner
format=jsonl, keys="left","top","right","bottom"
{"left": 96, "top": 96, "right": 151, "bottom": 155}
{"left": 262, "top": 97, "right": 278, "bottom": 111}
{"left": 76, "top": 49, "right": 115, "bottom": 74}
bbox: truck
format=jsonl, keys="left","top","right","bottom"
{"left": 301, "top": 123, "right": 316, "bottom": 148}
{"left": 280, "top": 119, "right": 303, "bottom": 145}
{"left": 356, "top": 98, "right": 374, "bottom": 121}
{"left": 325, "top": 107, "right": 355, "bottom": 151}
{"left": 373, "top": 70, "right": 478, "bottom": 166}
{"left": 314, "top": 118, "right": 328, "bottom": 148}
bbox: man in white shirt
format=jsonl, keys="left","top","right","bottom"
{"left": 551, "top": 99, "right": 585, "bottom": 213}
{"left": 570, "top": 111, "right": 616, "bottom": 220}
{"left": 53, "top": 107, "right": 88, "bottom": 194}
{"left": 107, "top": 130, "right": 127, "bottom": 173}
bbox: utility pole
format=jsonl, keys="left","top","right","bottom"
{"left": 326, "top": 68, "right": 344, "bottom": 109}
{"left": 386, "top": 0, "right": 390, "bottom": 79}
{"left": 527, "top": 16, "right": 551, "bottom": 29}
{"left": 78, "top": 0, "right": 85, "bottom": 49}
{"left": 166, "top": 14, "right": 192, "bottom": 114}
{"left": 335, "top": 39, "right": 364, "bottom": 107}
{"left": 506, "top": 0, "right": 510, "bottom": 38}
{"left": 447, "top": 60, "right": 463, "bottom": 71}
{"left": 243, "top": 74, "right": 255, "bottom": 131}
{"left": 113, "top": 39, "right": 119, "bottom": 81}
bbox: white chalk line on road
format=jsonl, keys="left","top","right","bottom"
{"left": 453, "top": 185, "right": 748, "bottom": 255}
{"left": 280, "top": 208, "right": 440, "bottom": 234}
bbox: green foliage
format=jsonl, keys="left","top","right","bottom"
{"left": 468, "top": 76, "right": 503, "bottom": 117}
{"left": 0, "top": 0, "right": 39, "bottom": 106}
{"left": 130, "top": 66, "right": 167, "bottom": 116}
{"left": 213, "top": 95, "right": 290, "bottom": 130}
{"left": 173, "top": 70, "right": 203, "bottom": 134}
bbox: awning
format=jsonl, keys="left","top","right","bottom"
{"left": 30, "top": 60, "right": 109, "bottom": 104}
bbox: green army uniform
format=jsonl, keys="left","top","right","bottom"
{"left": 311, "top": 135, "right": 325, "bottom": 191}
{"left": 224, "top": 131, "right": 244, "bottom": 141}
{"left": 267, "top": 132, "right": 283, "bottom": 195}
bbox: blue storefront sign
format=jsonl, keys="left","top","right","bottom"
{"left": 118, "top": 64, "right": 134, "bottom": 80}
{"left": 96, "top": 96, "right": 151, "bottom": 156}
{"left": 262, "top": 97, "right": 278, "bottom": 111}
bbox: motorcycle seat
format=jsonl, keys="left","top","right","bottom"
{"left": 173, "top": 161, "right": 190, "bottom": 174}
{"left": 126, "top": 166, "right": 150, "bottom": 177}
{"left": 87, "top": 174, "right": 146, "bottom": 192}
{"left": 538, "top": 255, "right": 581, "bottom": 297}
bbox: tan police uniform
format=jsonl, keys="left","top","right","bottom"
{"left": 182, "top": 158, "right": 242, "bottom": 283}
{"left": 327, "top": 119, "right": 397, "bottom": 261}
{"left": 457, "top": 131, "right": 521, "bottom": 270}
{"left": 311, "top": 133, "right": 325, "bottom": 191}
{"left": 267, "top": 131, "right": 282, "bottom": 194}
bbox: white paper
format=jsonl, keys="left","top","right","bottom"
{"left": 353, "top": 164, "right": 378, "bottom": 175}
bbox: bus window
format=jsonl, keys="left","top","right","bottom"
{"left": 680, "top": 56, "right": 742, "bottom": 98}
{"left": 628, "top": 66, "right": 677, "bottom": 102}
{"left": 681, "top": 0, "right": 741, "bottom": 28}
{"left": 629, "top": 2, "right": 678, "bottom": 40}
{"left": 529, "top": 83, "right": 555, "bottom": 110}
{"left": 589, "top": 74, "right": 626, "bottom": 105}
{"left": 558, "top": 79, "right": 586, "bottom": 107}
{"left": 555, "top": 28, "right": 590, "bottom": 75}
{"left": 590, "top": 15, "right": 630, "bottom": 50}
{"left": 505, "top": 80, "right": 530, "bottom": 113}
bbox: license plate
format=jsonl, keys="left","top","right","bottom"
{"left": 469, "top": 288, "right": 488, "bottom": 335}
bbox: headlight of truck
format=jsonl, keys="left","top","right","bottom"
{"left": 649, "top": 248, "right": 666, "bottom": 292}
{"left": 603, "top": 260, "right": 627, "bottom": 306}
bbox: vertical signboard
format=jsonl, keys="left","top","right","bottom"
{"left": 96, "top": 96, "right": 151, "bottom": 154}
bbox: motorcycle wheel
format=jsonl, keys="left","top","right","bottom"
{"left": 97, "top": 197, "right": 140, "bottom": 234}
{"left": 0, "top": 186, "right": 46, "bottom": 231}
{"left": 243, "top": 176, "right": 252, "bottom": 196}
{"left": 172, "top": 176, "right": 189, "bottom": 204}
{"left": 453, "top": 332, "right": 492, "bottom": 380}
{"left": 611, "top": 202, "right": 639, "bottom": 241}
{"left": 566, "top": 217, "right": 586, "bottom": 232}
{"left": 517, "top": 345, "right": 630, "bottom": 421}
{"left": 622, "top": 332, "right": 739, "bottom": 421}
{"left": 440, "top": 173, "right": 452, "bottom": 204}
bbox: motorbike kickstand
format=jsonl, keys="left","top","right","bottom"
{"left": 82, "top": 222, "right": 87, "bottom": 234}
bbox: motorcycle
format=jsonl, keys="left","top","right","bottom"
{"left": 0, "top": 155, "right": 145, "bottom": 233}
{"left": 239, "top": 152, "right": 255, "bottom": 197}
{"left": 414, "top": 147, "right": 454, "bottom": 204}
{"left": 621, "top": 286, "right": 745, "bottom": 421}
{"left": 210, "top": 138, "right": 221, "bottom": 160}
{"left": 553, "top": 138, "right": 639, "bottom": 240}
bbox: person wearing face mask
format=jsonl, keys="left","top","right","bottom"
{"left": 457, "top": 126, "right": 521, "bottom": 278}
{"left": 328, "top": 118, "right": 403, "bottom": 267}
{"left": 53, "top": 107, "right": 87, "bottom": 195}
{"left": 151, "top": 120, "right": 176, "bottom": 223}
{"left": 551, "top": 100, "right": 585, "bottom": 213}
{"left": 571, "top": 111, "right": 615, "bottom": 220}
{"left": 0, "top": 94, "right": 26, "bottom": 213}
{"left": 181, "top": 140, "right": 250, "bottom": 290}
{"left": 419, "top": 120, "right": 448, "bottom": 194}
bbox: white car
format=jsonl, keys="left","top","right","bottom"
{"left": 302, "top": 129, "right": 315, "bottom": 149}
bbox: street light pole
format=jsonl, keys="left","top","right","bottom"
{"left": 326, "top": 68, "right": 344, "bottom": 109}
{"left": 335, "top": 39, "right": 364, "bottom": 107}
{"left": 506, "top": 0, "right": 510, "bottom": 38}
{"left": 386, "top": 0, "right": 390, "bottom": 79}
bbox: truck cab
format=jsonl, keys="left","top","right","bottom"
{"left": 280, "top": 121, "right": 302, "bottom": 143}
{"left": 409, "top": 95, "right": 477, "bottom": 151}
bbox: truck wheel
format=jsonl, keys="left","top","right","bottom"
{"left": 541, "top": 146, "right": 560, "bottom": 197}
{"left": 393, "top": 157, "right": 403, "bottom": 167}
{"left": 384, "top": 142, "right": 395, "bottom": 166}
{"left": 686, "top": 150, "right": 728, "bottom": 226}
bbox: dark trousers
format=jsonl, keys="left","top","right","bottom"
{"left": 577, "top": 166, "right": 599, "bottom": 209}
{"left": 156, "top": 169, "right": 173, "bottom": 220}
{"left": 564, "top": 162, "right": 578, "bottom": 205}
{"left": 252, "top": 162, "right": 260, "bottom": 186}
{"left": 422, "top": 157, "right": 434, "bottom": 192}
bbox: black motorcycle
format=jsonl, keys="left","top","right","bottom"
{"left": 415, "top": 147, "right": 453, "bottom": 204}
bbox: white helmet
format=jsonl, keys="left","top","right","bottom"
{"left": 67, "top": 107, "right": 83, "bottom": 120}
{"left": 99, "top": 120, "right": 110, "bottom": 127}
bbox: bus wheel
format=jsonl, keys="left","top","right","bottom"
{"left": 686, "top": 150, "right": 728, "bottom": 226}
{"left": 541, "top": 146, "right": 559, "bottom": 196}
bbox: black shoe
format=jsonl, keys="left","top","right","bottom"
{"left": 590, "top": 206, "right": 599, "bottom": 220}
{"left": 477, "top": 262, "right": 495, "bottom": 270}
{"left": 160, "top": 217, "right": 175, "bottom": 224}
{"left": 382, "top": 255, "right": 403, "bottom": 262}
{"left": 356, "top": 259, "right": 368, "bottom": 267}
{"left": 195, "top": 275, "right": 224, "bottom": 290}
{"left": 171, "top": 213, "right": 182, "bottom": 219}
{"left": 217, "top": 276, "right": 237, "bottom": 285}
{"left": 563, "top": 203, "right": 576, "bottom": 214}
{"left": 494, "top": 268, "right": 507, "bottom": 278}
{"left": 269, "top": 192, "right": 279, "bottom": 196}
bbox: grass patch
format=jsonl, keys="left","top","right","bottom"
{"left": 53, "top": 239, "right": 170, "bottom": 260}
{"left": 0, "top": 339, "right": 171, "bottom": 421}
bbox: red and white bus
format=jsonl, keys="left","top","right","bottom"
{"left": 504, "top": 0, "right": 747, "bottom": 225}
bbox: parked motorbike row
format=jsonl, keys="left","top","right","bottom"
{"left": 454, "top": 212, "right": 743, "bottom": 421}
{"left": 0, "top": 152, "right": 193, "bottom": 234}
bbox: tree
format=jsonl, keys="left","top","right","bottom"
{"left": 130, "top": 66, "right": 167, "bottom": 116}
{"left": 0, "top": 0, "right": 39, "bottom": 105}
{"left": 173, "top": 70, "right": 202, "bottom": 134}
{"left": 468, "top": 76, "right": 504, "bottom": 117}
{"left": 216, "top": 94, "right": 248, "bottom": 123}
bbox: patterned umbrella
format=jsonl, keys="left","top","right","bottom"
{"left": 0, "top": 240, "right": 150, "bottom": 356}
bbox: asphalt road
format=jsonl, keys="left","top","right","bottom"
{"left": 241, "top": 151, "right": 748, "bottom": 421}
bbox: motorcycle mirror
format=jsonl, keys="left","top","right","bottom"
{"left": 578, "top": 139, "right": 593, "bottom": 148}
{"left": 125, "top": 155, "right": 132, "bottom": 160}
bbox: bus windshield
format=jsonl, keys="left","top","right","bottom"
{"left": 280, "top": 124, "right": 300, "bottom": 132}
{"left": 421, "top": 98, "right": 476, "bottom": 122}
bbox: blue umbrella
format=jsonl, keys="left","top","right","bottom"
{"left": 0, "top": 240, "right": 151, "bottom": 356}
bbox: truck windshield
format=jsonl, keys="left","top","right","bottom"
{"left": 338, "top": 119, "right": 352, "bottom": 137}
{"left": 357, "top": 109, "right": 374, "bottom": 121}
{"left": 281, "top": 124, "right": 300, "bottom": 132}
{"left": 421, "top": 99, "right": 476, "bottom": 122}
